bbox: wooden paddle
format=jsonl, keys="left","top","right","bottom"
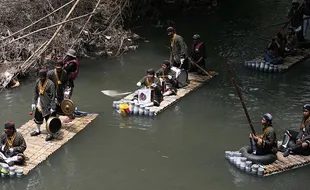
{"left": 188, "top": 58, "right": 213, "bottom": 78}
{"left": 101, "top": 90, "right": 132, "bottom": 97}
{"left": 225, "top": 60, "right": 256, "bottom": 135}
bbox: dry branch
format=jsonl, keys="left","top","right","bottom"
{"left": 0, "top": 0, "right": 139, "bottom": 89}
{"left": 0, "top": 0, "right": 75, "bottom": 42}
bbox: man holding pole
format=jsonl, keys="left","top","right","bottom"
{"left": 249, "top": 113, "right": 278, "bottom": 155}
{"left": 287, "top": 0, "right": 305, "bottom": 42}
{"left": 189, "top": 34, "right": 213, "bottom": 78}
{"left": 189, "top": 34, "right": 207, "bottom": 74}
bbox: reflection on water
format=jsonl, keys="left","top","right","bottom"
{"left": 2, "top": 0, "right": 310, "bottom": 189}
{"left": 112, "top": 110, "right": 156, "bottom": 131}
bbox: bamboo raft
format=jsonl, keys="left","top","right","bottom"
{"left": 116, "top": 72, "right": 218, "bottom": 117}
{"left": 226, "top": 142, "right": 310, "bottom": 177}
{"left": 244, "top": 48, "right": 310, "bottom": 72}
{"left": 6, "top": 114, "right": 98, "bottom": 176}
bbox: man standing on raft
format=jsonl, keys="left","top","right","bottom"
{"left": 167, "top": 27, "right": 189, "bottom": 71}
{"left": 31, "top": 69, "right": 56, "bottom": 141}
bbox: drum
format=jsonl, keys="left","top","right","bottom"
{"left": 138, "top": 88, "right": 154, "bottom": 104}
{"left": 46, "top": 117, "right": 62, "bottom": 134}
{"left": 171, "top": 66, "right": 188, "bottom": 88}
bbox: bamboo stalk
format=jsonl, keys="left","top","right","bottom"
{"left": 22, "top": 0, "right": 82, "bottom": 72}
{"left": 0, "top": 0, "right": 74, "bottom": 42}
{"left": 6, "top": 13, "right": 92, "bottom": 46}
{"left": 20, "top": 40, "right": 48, "bottom": 71}
{"left": 102, "top": 1, "right": 128, "bottom": 34}
{"left": 71, "top": 0, "right": 102, "bottom": 49}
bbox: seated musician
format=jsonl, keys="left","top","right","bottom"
{"left": 264, "top": 34, "right": 284, "bottom": 65}
{"left": 135, "top": 69, "right": 163, "bottom": 106}
{"left": 156, "top": 60, "right": 178, "bottom": 96}
{"left": 47, "top": 60, "right": 68, "bottom": 116}
{"left": 0, "top": 122, "right": 27, "bottom": 166}
{"left": 282, "top": 104, "right": 310, "bottom": 157}
{"left": 285, "top": 28, "right": 297, "bottom": 53}
{"left": 249, "top": 113, "right": 277, "bottom": 155}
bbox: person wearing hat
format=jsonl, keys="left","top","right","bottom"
{"left": 189, "top": 34, "right": 207, "bottom": 75}
{"left": 156, "top": 60, "right": 178, "bottom": 96}
{"left": 135, "top": 69, "right": 163, "bottom": 106}
{"left": 167, "top": 27, "right": 189, "bottom": 70}
{"left": 31, "top": 69, "right": 56, "bottom": 141}
{"left": 283, "top": 104, "right": 310, "bottom": 157}
{"left": 287, "top": 0, "right": 304, "bottom": 42}
{"left": 63, "top": 48, "right": 80, "bottom": 99}
{"left": 249, "top": 113, "right": 277, "bottom": 155}
{"left": 0, "top": 121, "right": 27, "bottom": 166}
{"left": 47, "top": 60, "right": 68, "bottom": 115}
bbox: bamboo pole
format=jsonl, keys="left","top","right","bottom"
{"left": 70, "top": 0, "right": 102, "bottom": 49}
{"left": 20, "top": 41, "right": 48, "bottom": 71}
{"left": 0, "top": 0, "right": 74, "bottom": 42}
{"left": 6, "top": 13, "right": 92, "bottom": 46}
{"left": 101, "top": 1, "right": 128, "bottom": 34}
{"left": 22, "top": 0, "right": 82, "bottom": 72}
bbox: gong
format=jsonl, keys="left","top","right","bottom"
{"left": 61, "top": 99, "right": 75, "bottom": 115}
{"left": 46, "top": 117, "right": 62, "bottom": 134}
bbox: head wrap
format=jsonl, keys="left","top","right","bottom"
{"left": 39, "top": 69, "right": 47, "bottom": 77}
{"left": 263, "top": 113, "right": 273, "bottom": 125}
{"left": 163, "top": 60, "right": 171, "bottom": 67}
{"left": 56, "top": 59, "right": 64, "bottom": 68}
{"left": 166, "top": 27, "right": 175, "bottom": 33}
{"left": 4, "top": 121, "right": 15, "bottom": 130}
{"left": 303, "top": 104, "right": 310, "bottom": 111}
{"left": 193, "top": 34, "right": 200, "bottom": 40}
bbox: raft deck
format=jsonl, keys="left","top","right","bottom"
{"left": 119, "top": 72, "right": 218, "bottom": 116}
{"left": 15, "top": 114, "right": 98, "bottom": 175}
{"left": 226, "top": 142, "right": 310, "bottom": 177}
{"left": 247, "top": 48, "right": 310, "bottom": 71}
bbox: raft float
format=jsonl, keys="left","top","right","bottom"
{"left": 244, "top": 49, "right": 310, "bottom": 72}
{"left": 113, "top": 72, "right": 218, "bottom": 117}
{"left": 0, "top": 114, "right": 98, "bottom": 177}
{"left": 225, "top": 142, "right": 310, "bottom": 177}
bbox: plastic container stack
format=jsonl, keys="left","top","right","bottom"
{"left": 225, "top": 151, "right": 265, "bottom": 177}
{"left": 112, "top": 101, "right": 155, "bottom": 117}
{"left": 0, "top": 164, "right": 23, "bottom": 178}
{"left": 244, "top": 60, "right": 283, "bottom": 73}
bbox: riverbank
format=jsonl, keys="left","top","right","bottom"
{"left": 0, "top": 0, "right": 219, "bottom": 89}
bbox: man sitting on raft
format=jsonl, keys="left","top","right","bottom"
{"left": 135, "top": 69, "right": 163, "bottom": 106}
{"left": 156, "top": 60, "right": 178, "bottom": 96}
{"left": 285, "top": 28, "right": 297, "bottom": 53}
{"left": 264, "top": 35, "right": 284, "bottom": 65}
{"left": 249, "top": 113, "right": 277, "bottom": 155}
{"left": 282, "top": 104, "right": 310, "bottom": 157}
{"left": 0, "top": 122, "right": 27, "bottom": 166}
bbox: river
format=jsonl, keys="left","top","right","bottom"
{"left": 1, "top": 0, "right": 310, "bottom": 189}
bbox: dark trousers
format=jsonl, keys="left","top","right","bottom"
{"left": 250, "top": 137, "right": 271, "bottom": 155}
{"left": 34, "top": 108, "right": 50, "bottom": 125}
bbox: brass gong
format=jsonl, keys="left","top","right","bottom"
{"left": 60, "top": 99, "right": 75, "bottom": 115}
{"left": 46, "top": 117, "right": 62, "bottom": 134}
